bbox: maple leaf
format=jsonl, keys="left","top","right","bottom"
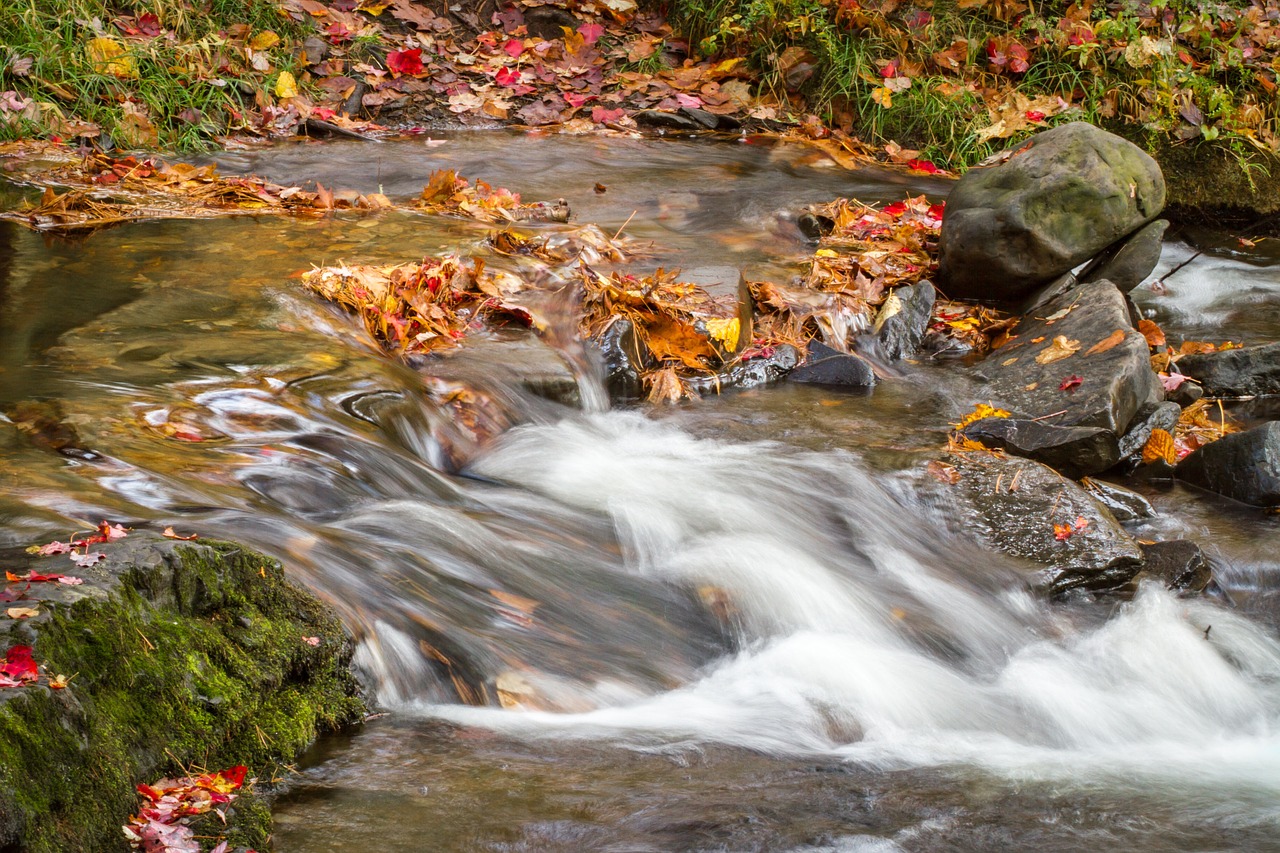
{"left": 578, "top": 23, "right": 605, "bottom": 45}
{"left": 387, "top": 48, "right": 424, "bottom": 76}
{"left": 1160, "top": 372, "right": 1189, "bottom": 391}
{"left": 0, "top": 645, "right": 38, "bottom": 685}
{"left": 98, "top": 521, "right": 129, "bottom": 541}
{"left": 71, "top": 552, "right": 105, "bottom": 568}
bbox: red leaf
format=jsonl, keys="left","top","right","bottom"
{"left": 563, "top": 91, "right": 595, "bottom": 108}
{"left": 137, "top": 12, "right": 162, "bottom": 36}
{"left": 905, "top": 158, "right": 940, "bottom": 174}
{"left": 880, "top": 60, "right": 899, "bottom": 78}
{"left": 0, "top": 646, "right": 38, "bottom": 684}
{"left": 591, "top": 106, "right": 625, "bottom": 123}
{"left": 495, "top": 66, "right": 521, "bottom": 87}
{"left": 503, "top": 38, "right": 525, "bottom": 58}
{"left": 1025, "top": 110, "right": 1046, "bottom": 122}
{"left": 387, "top": 48, "right": 424, "bottom": 76}
{"left": 1059, "top": 374, "right": 1083, "bottom": 392}
{"left": 326, "top": 22, "right": 352, "bottom": 43}
{"left": 578, "top": 23, "right": 605, "bottom": 45}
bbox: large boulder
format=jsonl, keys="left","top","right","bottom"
{"left": 1078, "top": 218, "right": 1170, "bottom": 294}
{"left": 965, "top": 278, "right": 1163, "bottom": 474}
{"left": 938, "top": 451, "right": 1144, "bottom": 593}
{"left": 1175, "top": 421, "right": 1280, "bottom": 506}
{"left": 938, "top": 122, "right": 1165, "bottom": 303}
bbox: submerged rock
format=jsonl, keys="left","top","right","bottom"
{"left": 593, "top": 317, "right": 649, "bottom": 401}
{"left": 1175, "top": 421, "right": 1280, "bottom": 506}
{"left": 686, "top": 345, "right": 800, "bottom": 395}
{"left": 787, "top": 350, "right": 877, "bottom": 388}
{"left": 1176, "top": 342, "right": 1280, "bottom": 398}
{"left": 938, "top": 122, "right": 1165, "bottom": 303}
{"left": 942, "top": 450, "right": 1144, "bottom": 593}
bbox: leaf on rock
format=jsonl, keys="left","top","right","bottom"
{"left": 1141, "top": 428, "right": 1177, "bottom": 465}
{"left": 162, "top": 527, "right": 199, "bottom": 541}
{"left": 1059, "top": 374, "right": 1083, "bottom": 392}
{"left": 954, "top": 402, "right": 1011, "bottom": 429}
{"left": 926, "top": 460, "right": 961, "bottom": 484}
{"left": 70, "top": 552, "right": 106, "bottom": 568}
{"left": 1138, "top": 319, "right": 1166, "bottom": 348}
{"left": 6, "top": 607, "right": 38, "bottom": 619}
{"left": 1034, "top": 334, "right": 1080, "bottom": 364}
{"left": 1084, "top": 329, "right": 1126, "bottom": 355}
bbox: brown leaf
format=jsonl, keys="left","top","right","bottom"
{"left": 1138, "top": 319, "right": 1166, "bottom": 348}
{"left": 6, "top": 606, "right": 38, "bottom": 619}
{"left": 1085, "top": 329, "right": 1126, "bottom": 355}
{"left": 926, "top": 460, "right": 961, "bottom": 484}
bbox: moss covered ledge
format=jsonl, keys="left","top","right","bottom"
{"left": 0, "top": 532, "right": 365, "bottom": 852}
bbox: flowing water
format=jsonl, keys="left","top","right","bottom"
{"left": 2, "top": 132, "right": 1280, "bottom": 851}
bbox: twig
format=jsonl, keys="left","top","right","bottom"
{"left": 1029, "top": 409, "right": 1069, "bottom": 421}
{"left": 612, "top": 209, "right": 637, "bottom": 241}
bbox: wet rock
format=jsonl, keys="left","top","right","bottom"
{"left": 1175, "top": 421, "right": 1280, "bottom": 506}
{"left": 685, "top": 345, "right": 800, "bottom": 395}
{"left": 425, "top": 332, "right": 582, "bottom": 407}
{"left": 1166, "top": 378, "right": 1204, "bottom": 407}
{"left": 1117, "top": 401, "right": 1181, "bottom": 466}
{"left": 960, "top": 417, "right": 1120, "bottom": 479}
{"left": 970, "top": 279, "right": 1163, "bottom": 456}
{"left": 1080, "top": 477, "right": 1156, "bottom": 521}
{"left": 1176, "top": 342, "right": 1280, "bottom": 397}
{"left": 678, "top": 106, "right": 720, "bottom": 129}
{"left": 862, "top": 280, "right": 936, "bottom": 361}
{"left": 1078, "top": 219, "right": 1170, "bottom": 293}
{"left": 938, "top": 122, "right": 1165, "bottom": 303}
{"left": 787, "top": 351, "right": 877, "bottom": 388}
{"left": 633, "top": 109, "right": 707, "bottom": 132}
{"left": 796, "top": 211, "right": 834, "bottom": 242}
{"left": 675, "top": 266, "right": 754, "bottom": 360}
{"left": 944, "top": 450, "right": 1144, "bottom": 593}
{"left": 1134, "top": 540, "right": 1213, "bottom": 593}
{"left": 593, "top": 318, "right": 650, "bottom": 401}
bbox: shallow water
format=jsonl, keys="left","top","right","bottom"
{"left": 1, "top": 132, "right": 1279, "bottom": 851}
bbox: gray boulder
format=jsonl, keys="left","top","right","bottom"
{"left": 938, "top": 122, "right": 1165, "bottom": 303}
{"left": 942, "top": 451, "right": 1144, "bottom": 593}
{"left": 861, "top": 280, "right": 936, "bottom": 361}
{"left": 968, "top": 279, "right": 1163, "bottom": 473}
{"left": 1133, "top": 540, "right": 1213, "bottom": 593}
{"left": 960, "top": 417, "right": 1119, "bottom": 479}
{"left": 1176, "top": 342, "right": 1280, "bottom": 397}
{"left": 1175, "top": 421, "right": 1280, "bottom": 506}
{"left": 1078, "top": 218, "right": 1169, "bottom": 293}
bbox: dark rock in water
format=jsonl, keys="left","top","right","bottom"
{"left": 1176, "top": 342, "right": 1280, "bottom": 397}
{"left": 1134, "top": 540, "right": 1213, "bottom": 593}
{"left": 594, "top": 318, "right": 650, "bottom": 401}
{"left": 863, "top": 280, "right": 936, "bottom": 361}
{"left": 1117, "top": 401, "right": 1181, "bottom": 466}
{"left": 633, "top": 109, "right": 707, "bottom": 132}
{"left": 788, "top": 351, "right": 877, "bottom": 388}
{"left": 1175, "top": 421, "right": 1280, "bottom": 506}
{"left": 1078, "top": 219, "right": 1170, "bottom": 293}
{"left": 1080, "top": 477, "right": 1156, "bottom": 521}
{"left": 961, "top": 417, "right": 1120, "bottom": 479}
{"left": 943, "top": 450, "right": 1144, "bottom": 593}
{"left": 685, "top": 345, "right": 800, "bottom": 395}
{"left": 970, "top": 279, "right": 1162, "bottom": 456}
{"left": 938, "top": 122, "right": 1165, "bottom": 303}
{"left": 678, "top": 106, "right": 720, "bottom": 129}
{"left": 797, "top": 212, "right": 834, "bottom": 242}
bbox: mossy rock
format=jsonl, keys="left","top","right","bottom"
{"left": 0, "top": 533, "right": 365, "bottom": 852}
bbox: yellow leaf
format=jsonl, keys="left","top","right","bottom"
{"left": 6, "top": 606, "right": 38, "bottom": 619}
{"left": 1141, "top": 428, "right": 1177, "bottom": 465}
{"left": 871, "top": 86, "right": 893, "bottom": 108}
{"left": 87, "top": 37, "right": 137, "bottom": 78}
{"left": 706, "top": 317, "right": 740, "bottom": 351}
{"left": 1085, "top": 329, "right": 1126, "bottom": 355}
{"left": 954, "top": 402, "right": 1011, "bottom": 429}
{"left": 815, "top": 248, "right": 839, "bottom": 258}
{"left": 249, "top": 30, "right": 281, "bottom": 51}
{"left": 275, "top": 70, "right": 298, "bottom": 99}
{"left": 1034, "top": 334, "right": 1081, "bottom": 364}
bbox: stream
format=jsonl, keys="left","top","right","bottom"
{"left": 2, "top": 132, "right": 1280, "bottom": 851}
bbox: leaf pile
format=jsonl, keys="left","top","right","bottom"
{"left": 123, "top": 765, "right": 249, "bottom": 853}
{"left": 415, "top": 169, "right": 569, "bottom": 223}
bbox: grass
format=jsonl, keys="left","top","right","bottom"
{"left": 0, "top": 0, "right": 308, "bottom": 150}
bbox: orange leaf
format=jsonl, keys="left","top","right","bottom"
{"left": 1085, "top": 329, "right": 1126, "bottom": 355}
{"left": 1141, "top": 428, "right": 1177, "bottom": 465}
{"left": 1138, "top": 319, "right": 1166, "bottom": 348}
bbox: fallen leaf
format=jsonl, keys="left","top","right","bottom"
{"left": 48, "top": 673, "right": 72, "bottom": 690}
{"left": 1059, "top": 375, "right": 1083, "bottom": 392}
{"left": 954, "top": 402, "right": 1011, "bottom": 429}
{"left": 303, "top": 636, "right": 320, "bottom": 646}
{"left": 1085, "top": 329, "right": 1126, "bottom": 355}
{"left": 70, "top": 552, "right": 105, "bottom": 568}
{"left": 275, "top": 70, "right": 298, "bottom": 99}
{"left": 249, "top": 30, "right": 281, "bottom": 50}
{"left": 163, "top": 527, "right": 199, "bottom": 541}
{"left": 1142, "top": 428, "right": 1177, "bottom": 465}
{"left": 87, "top": 37, "right": 137, "bottom": 78}
{"left": 1034, "top": 335, "right": 1080, "bottom": 364}
{"left": 1160, "top": 372, "right": 1189, "bottom": 392}
{"left": 1138, "top": 319, "right": 1166, "bottom": 348}
{"left": 926, "top": 460, "right": 961, "bottom": 484}
{"left": 6, "top": 607, "right": 38, "bottom": 619}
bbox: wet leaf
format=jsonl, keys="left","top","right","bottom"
{"left": 386, "top": 48, "right": 424, "bottom": 76}
{"left": 1085, "top": 329, "right": 1126, "bottom": 355}
{"left": 70, "top": 552, "right": 105, "bottom": 568}
{"left": 249, "top": 30, "right": 281, "bottom": 50}
{"left": 162, "top": 527, "right": 199, "bottom": 540}
{"left": 1138, "top": 319, "right": 1166, "bottom": 348}
{"left": 954, "top": 403, "right": 1011, "bottom": 429}
{"left": 1034, "top": 335, "right": 1080, "bottom": 364}
{"left": 1059, "top": 375, "right": 1083, "bottom": 392}
{"left": 926, "top": 460, "right": 961, "bottom": 484}
{"left": 1142, "top": 428, "right": 1177, "bottom": 465}
{"left": 1160, "top": 372, "right": 1188, "bottom": 392}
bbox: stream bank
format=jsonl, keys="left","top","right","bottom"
{"left": 0, "top": 533, "right": 363, "bottom": 852}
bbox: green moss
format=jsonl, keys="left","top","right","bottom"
{"left": 0, "top": 537, "right": 364, "bottom": 852}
